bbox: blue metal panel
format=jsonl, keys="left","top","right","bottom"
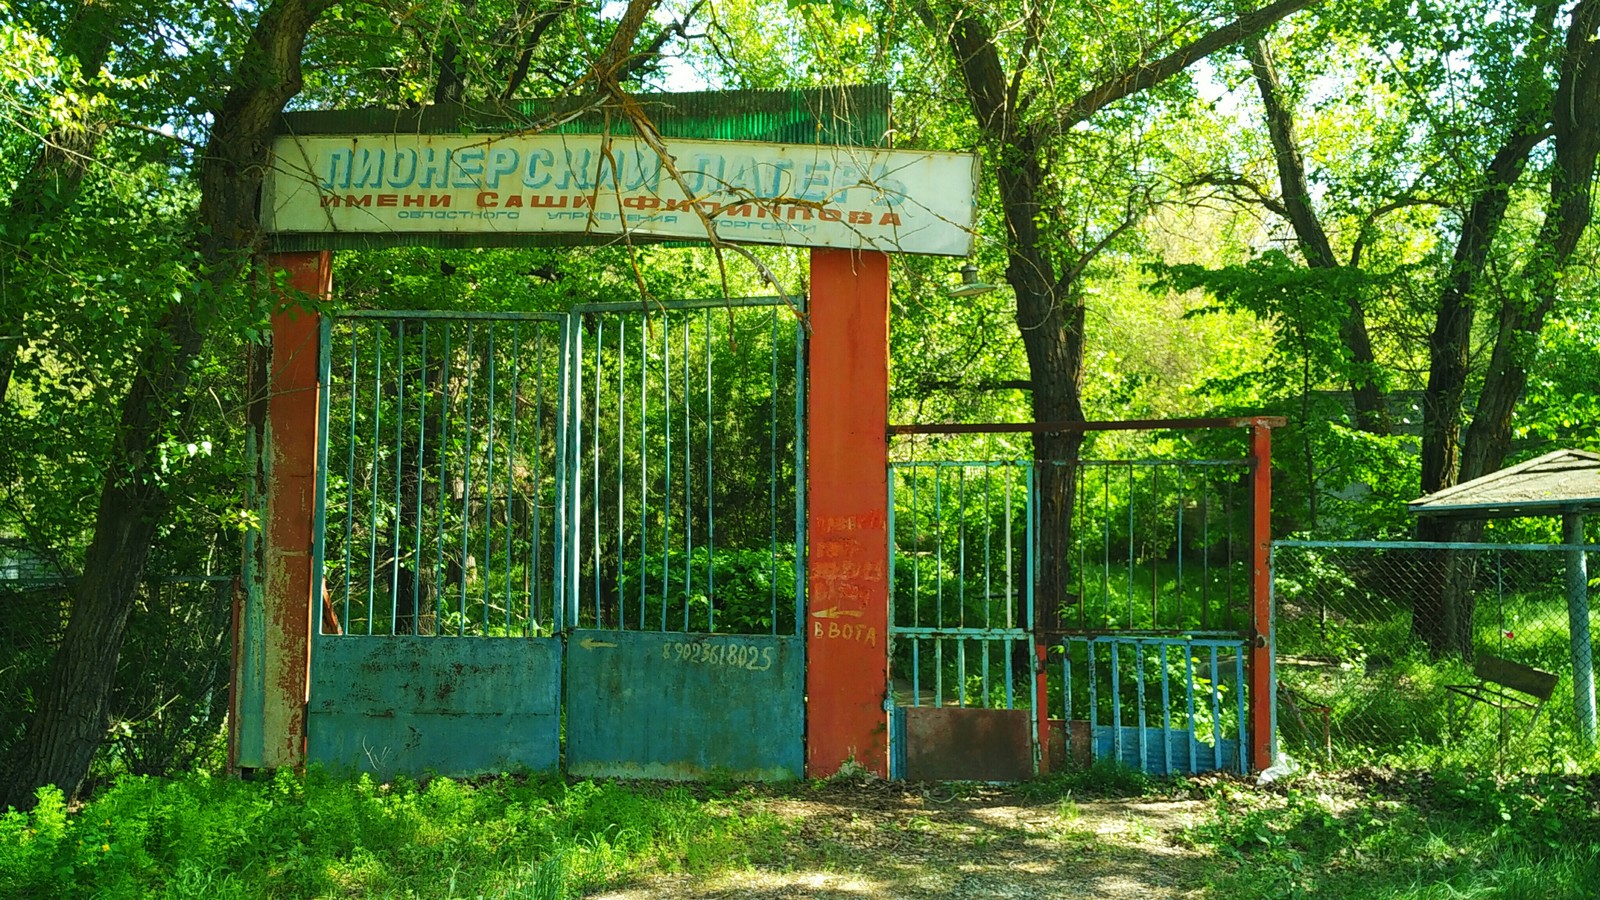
{"left": 565, "top": 630, "right": 803, "bottom": 780}
{"left": 1092, "top": 727, "right": 1242, "bottom": 776}
{"left": 307, "top": 636, "right": 561, "bottom": 777}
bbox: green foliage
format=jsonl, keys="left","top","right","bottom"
{"left": 618, "top": 543, "right": 800, "bottom": 635}
{"left": 0, "top": 770, "right": 786, "bottom": 899}
{"left": 1191, "top": 772, "right": 1600, "bottom": 899}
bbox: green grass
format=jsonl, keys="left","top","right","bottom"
{"left": 1188, "top": 769, "right": 1600, "bottom": 898}
{"left": 0, "top": 769, "right": 786, "bottom": 899}
{"left": 4, "top": 763, "right": 1598, "bottom": 898}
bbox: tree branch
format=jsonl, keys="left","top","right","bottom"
{"left": 1059, "top": 0, "right": 1320, "bottom": 130}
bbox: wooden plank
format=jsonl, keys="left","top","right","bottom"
{"left": 1474, "top": 654, "right": 1559, "bottom": 701}
{"left": 565, "top": 630, "right": 804, "bottom": 780}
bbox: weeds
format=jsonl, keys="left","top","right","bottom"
{"left": 0, "top": 768, "right": 786, "bottom": 899}
{"left": 1188, "top": 769, "right": 1600, "bottom": 898}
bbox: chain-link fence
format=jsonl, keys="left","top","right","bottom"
{"left": 1, "top": 566, "right": 234, "bottom": 779}
{"left": 1273, "top": 540, "right": 1599, "bottom": 773}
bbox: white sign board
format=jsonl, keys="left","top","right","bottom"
{"left": 262, "top": 133, "right": 979, "bottom": 256}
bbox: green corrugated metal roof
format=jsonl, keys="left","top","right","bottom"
{"left": 278, "top": 85, "right": 890, "bottom": 147}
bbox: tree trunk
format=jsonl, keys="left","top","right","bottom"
{"left": 923, "top": 0, "right": 1314, "bottom": 633}
{"left": 1413, "top": 0, "right": 1600, "bottom": 659}
{"left": 1, "top": 0, "right": 337, "bottom": 811}
{"left": 1248, "top": 38, "right": 1388, "bottom": 435}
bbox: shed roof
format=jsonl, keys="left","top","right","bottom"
{"left": 1409, "top": 449, "right": 1600, "bottom": 519}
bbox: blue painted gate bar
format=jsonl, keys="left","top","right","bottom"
{"left": 565, "top": 630, "right": 804, "bottom": 779}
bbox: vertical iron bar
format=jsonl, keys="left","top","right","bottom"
{"left": 1186, "top": 642, "right": 1198, "bottom": 771}
{"left": 531, "top": 325, "right": 544, "bottom": 631}
{"left": 483, "top": 323, "right": 497, "bottom": 633}
{"left": 1025, "top": 463, "right": 1036, "bottom": 644}
{"left": 1103, "top": 465, "right": 1110, "bottom": 623}
{"left": 958, "top": 637, "right": 967, "bottom": 708}
{"left": 1128, "top": 462, "right": 1134, "bottom": 631}
{"left": 343, "top": 322, "right": 358, "bottom": 632}
{"left": 639, "top": 315, "right": 647, "bottom": 630}
{"left": 1111, "top": 641, "right": 1123, "bottom": 766}
{"left": 912, "top": 469, "right": 920, "bottom": 629}
{"left": 1161, "top": 643, "right": 1172, "bottom": 775}
{"left": 1201, "top": 472, "right": 1210, "bottom": 631}
{"left": 683, "top": 317, "right": 692, "bottom": 633}
{"left": 935, "top": 467, "right": 944, "bottom": 629}
{"left": 416, "top": 323, "right": 428, "bottom": 633}
{"left": 984, "top": 464, "right": 993, "bottom": 633}
{"left": 392, "top": 322, "right": 404, "bottom": 635}
{"left": 1087, "top": 641, "right": 1098, "bottom": 759}
{"left": 1210, "top": 645, "right": 1222, "bottom": 771}
{"left": 436, "top": 324, "right": 452, "bottom": 633}
{"left": 912, "top": 638, "right": 921, "bottom": 707}
{"left": 769, "top": 306, "right": 779, "bottom": 632}
{"left": 1063, "top": 644, "right": 1073, "bottom": 723}
{"left": 662, "top": 313, "right": 671, "bottom": 633}
{"left": 504, "top": 323, "right": 517, "bottom": 633}
{"left": 705, "top": 306, "right": 715, "bottom": 631}
{"left": 1005, "top": 464, "right": 1013, "bottom": 629}
{"left": 313, "top": 316, "right": 332, "bottom": 636}
{"left": 793, "top": 307, "right": 806, "bottom": 637}
{"left": 1003, "top": 634, "right": 1014, "bottom": 709}
{"left": 1225, "top": 485, "right": 1235, "bottom": 631}
{"left": 1150, "top": 466, "right": 1158, "bottom": 629}
{"left": 958, "top": 468, "right": 967, "bottom": 632}
{"left": 1136, "top": 641, "right": 1148, "bottom": 772}
{"left": 551, "top": 317, "right": 569, "bottom": 633}
{"left": 1176, "top": 464, "right": 1185, "bottom": 631}
{"left": 1235, "top": 643, "right": 1248, "bottom": 774}
{"left": 616, "top": 319, "right": 625, "bottom": 629}
{"left": 366, "top": 323, "right": 382, "bottom": 635}
{"left": 458, "top": 323, "right": 476, "bottom": 636}
{"left": 593, "top": 320, "right": 601, "bottom": 624}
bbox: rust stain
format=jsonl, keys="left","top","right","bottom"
{"left": 903, "top": 707, "right": 1033, "bottom": 782}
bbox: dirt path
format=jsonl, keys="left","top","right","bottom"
{"left": 593, "top": 782, "right": 1211, "bottom": 899}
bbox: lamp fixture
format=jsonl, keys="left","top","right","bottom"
{"left": 947, "top": 263, "right": 998, "bottom": 298}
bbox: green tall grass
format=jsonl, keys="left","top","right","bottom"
{"left": 0, "top": 769, "right": 785, "bottom": 899}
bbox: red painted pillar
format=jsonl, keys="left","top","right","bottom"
{"left": 231, "top": 250, "right": 329, "bottom": 771}
{"left": 1248, "top": 419, "right": 1274, "bottom": 772}
{"left": 805, "top": 248, "right": 891, "bottom": 778}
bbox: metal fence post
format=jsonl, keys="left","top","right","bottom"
{"left": 232, "top": 250, "right": 329, "bottom": 773}
{"left": 1248, "top": 419, "right": 1274, "bottom": 772}
{"left": 1564, "top": 513, "right": 1597, "bottom": 748}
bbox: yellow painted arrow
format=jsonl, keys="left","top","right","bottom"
{"left": 810, "top": 606, "right": 864, "bottom": 619}
{"left": 579, "top": 638, "right": 617, "bottom": 650}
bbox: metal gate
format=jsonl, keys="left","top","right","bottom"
{"left": 308, "top": 311, "right": 569, "bottom": 777}
{"left": 308, "top": 299, "right": 805, "bottom": 780}
{"left": 561, "top": 298, "right": 806, "bottom": 779}
{"left": 888, "top": 452, "right": 1260, "bottom": 778}
{"left": 1043, "top": 459, "right": 1255, "bottom": 775}
{"left": 888, "top": 461, "right": 1040, "bottom": 780}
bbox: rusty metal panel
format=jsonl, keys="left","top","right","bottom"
{"left": 903, "top": 707, "right": 1034, "bottom": 782}
{"left": 565, "top": 630, "right": 803, "bottom": 780}
{"left": 306, "top": 635, "right": 560, "bottom": 778}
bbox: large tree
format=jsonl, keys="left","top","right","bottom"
{"left": 909, "top": 0, "right": 1317, "bottom": 627}
{"left": 1, "top": 0, "right": 677, "bottom": 809}
{"left": 1184, "top": 0, "right": 1600, "bottom": 656}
